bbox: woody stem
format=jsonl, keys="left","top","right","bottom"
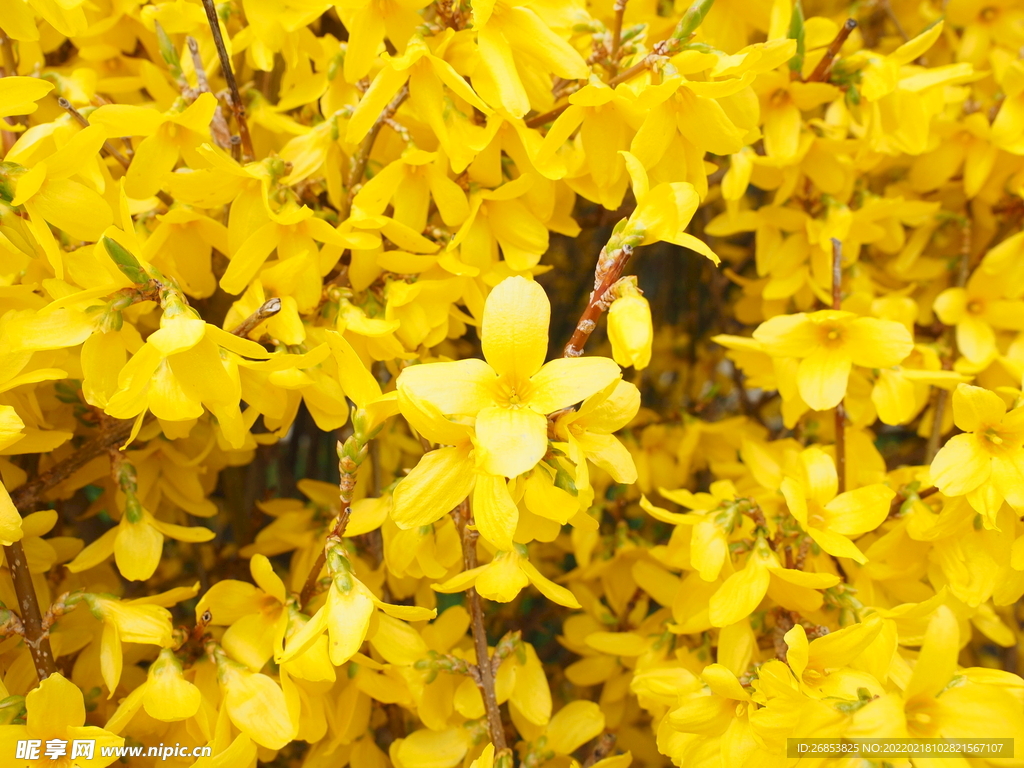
{"left": 831, "top": 237, "right": 846, "bottom": 494}
{"left": 806, "top": 19, "right": 856, "bottom": 83}
{"left": 4, "top": 540, "right": 56, "bottom": 681}
{"left": 344, "top": 84, "right": 409, "bottom": 220}
{"left": 455, "top": 499, "right": 508, "bottom": 751}
{"left": 608, "top": 0, "right": 628, "bottom": 78}
{"left": 199, "top": 0, "right": 254, "bottom": 162}
{"left": 564, "top": 243, "right": 633, "bottom": 358}
{"left": 299, "top": 424, "right": 373, "bottom": 608}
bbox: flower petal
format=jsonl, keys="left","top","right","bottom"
{"left": 528, "top": 357, "right": 621, "bottom": 414}
{"left": 482, "top": 276, "right": 550, "bottom": 383}
{"left": 475, "top": 405, "right": 548, "bottom": 478}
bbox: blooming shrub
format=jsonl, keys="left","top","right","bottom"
{"left": 2, "top": 0, "right": 1024, "bottom": 765}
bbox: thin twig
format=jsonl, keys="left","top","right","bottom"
{"left": 229, "top": 297, "right": 281, "bottom": 337}
{"left": 344, "top": 84, "right": 409, "bottom": 219}
{"left": 608, "top": 0, "right": 628, "bottom": 78}
{"left": 831, "top": 238, "right": 846, "bottom": 494}
{"left": 299, "top": 423, "right": 375, "bottom": 608}
{"left": 4, "top": 540, "right": 57, "bottom": 681}
{"left": 199, "top": 0, "right": 253, "bottom": 161}
{"left": 563, "top": 244, "right": 634, "bottom": 358}
{"left": 186, "top": 36, "right": 232, "bottom": 149}
{"left": 10, "top": 421, "right": 136, "bottom": 513}
{"left": 455, "top": 500, "right": 508, "bottom": 752}
{"left": 57, "top": 98, "right": 131, "bottom": 169}
{"left": 806, "top": 19, "right": 857, "bottom": 83}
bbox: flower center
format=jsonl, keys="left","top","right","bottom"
{"left": 980, "top": 6, "right": 998, "bottom": 21}
{"left": 770, "top": 89, "right": 791, "bottom": 108}
{"left": 983, "top": 428, "right": 1003, "bottom": 445}
{"left": 967, "top": 300, "right": 983, "bottom": 315}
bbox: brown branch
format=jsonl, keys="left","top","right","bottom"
{"left": 455, "top": 499, "right": 508, "bottom": 752}
{"left": 608, "top": 0, "right": 628, "bottom": 78}
{"left": 9, "top": 421, "right": 136, "bottom": 513}
{"left": 831, "top": 238, "right": 846, "bottom": 494}
{"left": 806, "top": 19, "right": 856, "bottom": 83}
{"left": 563, "top": 242, "right": 635, "bottom": 358}
{"left": 344, "top": 84, "right": 409, "bottom": 219}
{"left": 4, "top": 541, "right": 56, "bottom": 680}
{"left": 299, "top": 420, "right": 377, "bottom": 608}
{"left": 199, "top": 0, "right": 253, "bottom": 162}
{"left": 229, "top": 297, "right": 281, "bottom": 337}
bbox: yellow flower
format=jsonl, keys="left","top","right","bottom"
{"left": 78, "top": 593, "right": 175, "bottom": 696}
{"left": 930, "top": 383, "right": 1024, "bottom": 525}
{"left": 4, "top": 125, "right": 113, "bottom": 278}
{"left": 89, "top": 93, "right": 220, "bottom": 200}
{"left": 468, "top": 0, "right": 589, "bottom": 118}
{"left": 933, "top": 270, "right": 1024, "bottom": 365}
{"left": 780, "top": 446, "right": 894, "bottom": 563}
{"left": 433, "top": 546, "right": 580, "bottom": 608}
{"left": 607, "top": 282, "right": 653, "bottom": 370}
{"left": 752, "top": 309, "right": 913, "bottom": 411}
{"left": 0, "top": 674, "right": 123, "bottom": 767}
{"left": 620, "top": 152, "right": 719, "bottom": 263}
{"left": 397, "top": 276, "right": 621, "bottom": 480}
{"left": 279, "top": 542, "right": 434, "bottom": 667}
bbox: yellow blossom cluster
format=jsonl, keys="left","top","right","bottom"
{"left": 1, "top": 0, "right": 1024, "bottom": 765}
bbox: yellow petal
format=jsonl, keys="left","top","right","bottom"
{"left": 709, "top": 558, "right": 770, "bottom": 627}
{"left": 114, "top": 517, "right": 164, "bottom": 581}
{"left": 797, "top": 347, "right": 851, "bottom": 411}
{"left": 482, "top": 276, "right": 550, "bottom": 382}
{"left": 527, "top": 357, "right": 622, "bottom": 414}
{"left": 545, "top": 700, "right": 605, "bottom": 755}
{"left": 472, "top": 473, "right": 519, "bottom": 551}
{"left": 392, "top": 445, "right": 476, "bottom": 529}
{"left": 26, "top": 673, "right": 84, "bottom": 733}
{"left": 325, "top": 583, "right": 376, "bottom": 665}
{"left": 397, "top": 358, "right": 498, "bottom": 416}
{"left": 475, "top": 405, "right": 548, "bottom": 479}
{"left": 951, "top": 383, "right": 1006, "bottom": 432}
{"left": 143, "top": 649, "right": 202, "bottom": 721}
{"left": 905, "top": 604, "right": 958, "bottom": 700}
{"left": 931, "top": 433, "right": 989, "bottom": 497}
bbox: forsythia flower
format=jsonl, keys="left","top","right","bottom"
{"left": 0, "top": 674, "right": 123, "bottom": 767}
{"left": 930, "top": 383, "right": 1024, "bottom": 525}
{"left": 753, "top": 310, "right": 914, "bottom": 410}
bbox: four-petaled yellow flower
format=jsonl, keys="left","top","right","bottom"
{"left": 930, "top": 383, "right": 1024, "bottom": 525}
{"left": 398, "top": 276, "right": 622, "bottom": 480}
{"left": 753, "top": 310, "right": 914, "bottom": 410}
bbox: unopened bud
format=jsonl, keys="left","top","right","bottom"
{"left": 607, "top": 285, "right": 653, "bottom": 370}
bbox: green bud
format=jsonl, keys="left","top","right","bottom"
{"left": 154, "top": 21, "right": 183, "bottom": 80}
{"left": 674, "top": 0, "right": 716, "bottom": 40}
{"left": 103, "top": 238, "right": 149, "bottom": 284}
{"left": 788, "top": 0, "right": 805, "bottom": 74}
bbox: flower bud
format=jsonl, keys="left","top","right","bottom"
{"left": 607, "top": 290, "right": 653, "bottom": 370}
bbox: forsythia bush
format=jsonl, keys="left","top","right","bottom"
{"left": 2, "top": 0, "right": 1024, "bottom": 764}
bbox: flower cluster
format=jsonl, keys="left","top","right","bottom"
{"left": 1, "top": 0, "right": 1024, "bottom": 765}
